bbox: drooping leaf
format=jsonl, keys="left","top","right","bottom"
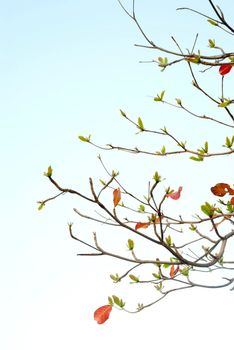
{"left": 219, "top": 64, "right": 232, "bottom": 76}
{"left": 94, "top": 305, "right": 112, "bottom": 324}
{"left": 169, "top": 265, "right": 179, "bottom": 278}
{"left": 211, "top": 183, "right": 231, "bottom": 197}
{"left": 166, "top": 186, "right": 182, "bottom": 200}
{"left": 135, "top": 222, "right": 150, "bottom": 230}
{"left": 113, "top": 188, "right": 121, "bottom": 207}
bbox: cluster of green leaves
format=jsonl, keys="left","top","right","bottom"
{"left": 108, "top": 295, "right": 125, "bottom": 308}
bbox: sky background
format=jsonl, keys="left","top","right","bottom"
{"left": 1, "top": 0, "right": 234, "bottom": 349}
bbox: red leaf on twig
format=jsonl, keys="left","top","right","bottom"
{"left": 166, "top": 186, "right": 182, "bottom": 200}
{"left": 170, "top": 265, "right": 179, "bottom": 278}
{"left": 113, "top": 188, "right": 121, "bottom": 207}
{"left": 211, "top": 183, "right": 232, "bottom": 197}
{"left": 135, "top": 222, "right": 150, "bottom": 230}
{"left": 219, "top": 64, "right": 232, "bottom": 76}
{"left": 94, "top": 305, "right": 112, "bottom": 324}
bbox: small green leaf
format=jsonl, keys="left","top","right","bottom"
{"left": 154, "top": 90, "right": 165, "bottom": 102}
{"left": 189, "top": 224, "right": 197, "bottom": 231}
{"left": 175, "top": 98, "right": 182, "bottom": 105}
{"left": 190, "top": 155, "right": 204, "bottom": 162}
{"left": 127, "top": 239, "right": 134, "bottom": 251}
{"left": 99, "top": 179, "right": 106, "bottom": 186}
{"left": 155, "top": 282, "right": 163, "bottom": 291}
{"left": 207, "top": 19, "right": 218, "bottom": 26}
{"left": 152, "top": 273, "right": 161, "bottom": 280}
{"left": 112, "top": 295, "right": 125, "bottom": 308}
{"left": 163, "top": 263, "right": 170, "bottom": 268}
{"left": 161, "top": 145, "right": 166, "bottom": 154}
{"left": 108, "top": 296, "right": 114, "bottom": 306}
{"left": 137, "top": 117, "right": 144, "bottom": 131}
{"left": 120, "top": 109, "right": 127, "bottom": 117}
{"left": 180, "top": 267, "right": 189, "bottom": 276}
{"left": 153, "top": 171, "right": 161, "bottom": 182}
{"left": 78, "top": 135, "right": 91, "bottom": 142}
{"left": 137, "top": 303, "right": 144, "bottom": 311}
{"left": 129, "top": 274, "right": 139, "bottom": 282}
{"left": 138, "top": 204, "right": 145, "bottom": 213}
{"left": 44, "top": 165, "right": 53, "bottom": 177}
{"left": 208, "top": 39, "right": 216, "bottom": 48}
{"left": 218, "top": 100, "right": 231, "bottom": 108}
{"left": 110, "top": 274, "right": 120, "bottom": 283}
{"left": 165, "top": 235, "right": 172, "bottom": 247}
{"left": 37, "top": 202, "right": 45, "bottom": 211}
{"left": 201, "top": 202, "right": 214, "bottom": 217}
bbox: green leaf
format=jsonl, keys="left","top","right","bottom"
{"left": 44, "top": 165, "right": 53, "bottom": 177}
{"left": 137, "top": 303, "right": 144, "bottom": 311}
{"left": 208, "top": 39, "right": 216, "bottom": 48}
{"left": 127, "top": 239, "right": 134, "bottom": 251}
{"left": 161, "top": 145, "right": 166, "bottom": 154}
{"left": 175, "top": 98, "right": 182, "bottom": 105}
{"left": 129, "top": 274, "right": 139, "bottom": 282}
{"left": 137, "top": 117, "right": 144, "bottom": 131}
{"left": 108, "top": 296, "right": 114, "bottom": 306}
{"left": 155, "top": 282, "right": 163, "bottom": 291}
{"left": 110, "top": 274, "right": 120, "bottom": 283}
{"left": 201, "top": 202, "right": 214, "bottom": 217}
{"left": 99, "top": 179, "right": 106, "bottom": 186}
{"left": 37, "top": 202, "right": 45, "bottom": 211}
{"left": 78, "top": 135, "right": 91, "bottom": 142}
{"left": 207, "top": 19, "right": 218, "bottom": 26}
{"left": 138, "top": 204, "right": 145, "bottom": 213}
{"left": 189, "top": 224, "right": 197, "bottom": 231}
{"left": 154, "top": 90, "right": 165, "bottom": 102}
{"left": 165, "top": 235, "right": 172, "bottom": 247}
{"left": 112, "top": 295, "right": 125, "bottom": 308}
{"left": 152, "top": 273, "right": 161, "bottom": 280}
{"left": 218, "top": 100, "right": 231, "bottom": 108}
{"left": 190, "top": 155, "right": 204, "bottom": 162}
{"left": 163, "top": 263, "right": 170, "bottom": 268}
{"left": 153, "top": 171, "right": 161, "bottom": 182}
{"left": 119, "top": 109, "right": 127, "bottom": 117}
{"left": 180, "top": 267, "right": 189, "bottom": 276}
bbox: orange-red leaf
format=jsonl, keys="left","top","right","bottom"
{"left": 135, "top": 222, "right": 150, "bottom": 230}
{"left": 94, "top": 305, "right": 112, "bottom": 324}
{"left": 166, "top": 186, "right": 182, "bottom": 200}
{"left": 211, "top": 183, "right": 231, "bottom": 197}
{"left": 219, "top": 64, "right": 232, "bottom": 76}
{"left": 230, "top": 196, "right": 234, "bottom": 205}
{"left": 113, "top": 188, "right": 121, "bottom": 207}
{"left": 169, "top": 265, "right": 179, "bottom": 278}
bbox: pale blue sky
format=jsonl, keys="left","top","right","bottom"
{"left": 1, "top": 1, "right": 234, "bottom": 349}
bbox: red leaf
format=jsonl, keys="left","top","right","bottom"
{"left": 230, "top": 196, "right": 234, "bottom": 205}
{"left": 135, "top": 222, "right": 150, "bottom": 230}
{"left": 113, "top": 188, "right": 121, "bottom": 207}
{"left": 211, "top": 183, "right": 231, "bottom": 197}
{"left": 166, "top": 186, "right": 182, "bottom": 200}
{"left": 219, "top": 64, "right": 232, "bottom": 76}
{"left": 94, "top": 305, "right": 112, "bottom": 324}
{"left": 169, "top": 265, "right": 179, "bottom": 278}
